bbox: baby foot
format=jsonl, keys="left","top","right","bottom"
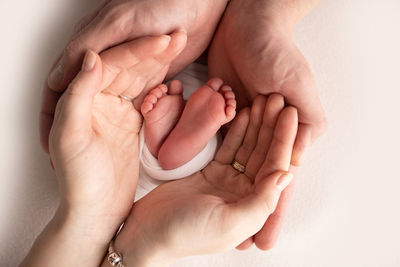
{"left": 141, "top": 81, "right": 185, "bottom": 157}
{"left": 158, "top": 78, "right": 236, "bottom": 170}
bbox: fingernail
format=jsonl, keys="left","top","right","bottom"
{"left": 157, "top": 35, "right": 172, "bottom": 51}
{"left": 292, "top": 149, "right": 306, "bottom": 166}
{"left": 82, "top": 50, "right": 96, "bottom": 71}
{"left": 48, "top": 62, "right": 64, "bottom": 89}
{"left": 161, "top": 35, "right": 172, "bottom": 43}
{"left": 276, "top": 173, "right": 294, "bottom": 190}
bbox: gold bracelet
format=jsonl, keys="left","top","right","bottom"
{"left": 107, "top": 224, "right": 126, "bottom": 267}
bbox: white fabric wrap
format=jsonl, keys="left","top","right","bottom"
{"left": 135, "top": 127, "right": 221, "bottom": 200}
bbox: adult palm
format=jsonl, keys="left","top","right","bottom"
{"left": 208, "top": 0, "right": 327, "bottom": 250}
{"left": 112, "top": 95, "right": 298, "bottom": 264}
{"left": 208, "top": 0, "right": 327, "bottom": 165}
{"left": 49, "top": 33, "right": 186, "bottom": 236}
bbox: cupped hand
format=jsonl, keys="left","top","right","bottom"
{"left": 109, "top": 94, "right": 298, "bottom": 265}
{"left": 41, "top": 0, "right": 229, "bottom": 152}
{"left": 49, "top": 33, "right": 186, "bottom": 242}
{"left": 208, "top": 0, "right": 327, "bottom": 165}
{"left": 208, "top": 0, "right": 327, "bottom": 249}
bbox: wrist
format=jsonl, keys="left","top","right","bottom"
{"left": 100, "top": 223, "right": 176, "bottom": 267}
{"left": 21, "top": 205, "right": 114, "bottom": 267}
{"left": 55, "top": 203, "right": 117, "bottom": 248}
{"left": 55, "top": 173, "right": 133, "bottom": 239}
{"left": 100, "top": 243, "right": 174, "bottom": 267}
{"left": 51, "top": 205, "right": 115, "bottom": 265}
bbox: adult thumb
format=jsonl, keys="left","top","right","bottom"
{"left": 227, "top": 171, "right": 294, "bottom": 244}
{"left": 53, "top": 50, "right": 102, "bottom": 133}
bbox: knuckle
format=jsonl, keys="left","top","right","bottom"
{"left": 240, "top": 141, "right": 255, "bottom": 155}
{"left": 98, "top": 3, "right": 132, "bottom": 34}
{"left": 66, "top": 80, "right": 82, "bottom": 95}
{"left": 265, "top": 157, "right": 282, "bottom": 171}
{"left": 64, "top": 39, "right": 81, "bottom": 61}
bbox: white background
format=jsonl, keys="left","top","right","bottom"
{"left": 1, "top": 0, "right": 400, "bottom": 266}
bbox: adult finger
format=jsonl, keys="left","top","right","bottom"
{"left": 234, "top": 103, "right": 295, "bottom": 250}
{"left": 50, "top": 50, "right": 102, "bottom": 141}
{"left": 47, "top": 0, "right": 114, "bottom": 92}
{"left": 245, "top": 94, "right": 285, "bottom": 179}
{"left": 291, "top": 121, "right": 327, "bottom": 166}
{"left": 133, "top": 30, "right": 188, "bottom": 105}
{"left": 41, "top": 0, "right": 112, "bottom": 153}
{"left": 255, "top": 107, "right": 298, "bottom": 183}
{"left": 215, "top": 108, "right": 250, "bottom": 164}
{"left": 235, "top": 237, "right": 254, "bottom": 250}
{"left": 99, "top": 30, "right": 187, "bottom": 102}
{"left": 252, "top": 107, "right": 298, "bottom": 250}
{"left": 233, "top": 96, "right": 267, "bottom": 167}
{"left": 254, "top": 165, "right": 298, "bottom": 250}
{"left": 283, "top": 84, "right": 327, "bottom": 165}
{"left": 226, "top": 171, "right": 293, "bottom": 248}
{"left": 40, "top": 63, "right": 62, "bottom": 152}
{"left": 41, "top": 31, "right": 187, "bottom": 152}
{"left": 99, "top": 35, "right": 174, "bottom": 97}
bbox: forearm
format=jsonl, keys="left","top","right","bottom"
{"left": 20, "top": 204, "right": 113, "bottom": 267}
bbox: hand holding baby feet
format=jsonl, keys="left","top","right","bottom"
{"left": 40, "top": 31, "right": 187, "bottom": 153}
{"left": 39, "top": 32, "right": 187, "bottom": 253}
{"left": 109, "top": 96, "right": 298, "bottom": 265}
{"left": 157, "top": 78, "right": 237, "bottom": 170}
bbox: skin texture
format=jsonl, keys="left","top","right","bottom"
{"left": 35, "top": 0, "right": 327, "bottom": 256}
{"left": 24, "top": 33, "right": 299, "bottom": 266}
{"left": 143, "top": 78, "right": 236, "bottom": 170}
{"left": 141, "top": 82, "right": 185, "bottom": 157}
{"left": 101, "top": 95, "right": 298, "bottom": 267}
{"left": 40, "top": 0, "right": 229, "bottom": 153}
{"left": 208, "top": 0, "right": 327, "bottom": 250}
{"left": 22, "top": 33, "right": 187, "bottom": 267}
{"left": 24, "top": 49, "right": 299, "bottom": 266}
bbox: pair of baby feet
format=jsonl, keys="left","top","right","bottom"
{"left": 141, "top": 78, "right": 236, "bottom": 170}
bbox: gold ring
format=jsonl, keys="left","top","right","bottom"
{"left": 232, "top": 160, "right": 246, "bottom": 173}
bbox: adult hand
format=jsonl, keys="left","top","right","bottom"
{"left": 40, "top": 0, "right": 229, "bottom": 153}
{"left": 104, "top": 94, "right": 298, "bottom": 266}
{"left": 21, "top": 33, "right": 186, "bottom": 267}
{"left": 208, "top": 0, "right": 327, "bottom": 249}
{"left": 50, "top": 31, "right": 186, "bottom": 237}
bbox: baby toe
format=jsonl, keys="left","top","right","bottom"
{"left": 149, "top": 85, "right": 166, "bottom": 98}
{"left": 225, "top": 98, "right": 237, "bottom": 120}
{"left": 221, "top": 85, "right": 235, "bottom": 100}
{"left": 206, "top": 78, "right": 224, "bottom": 91}
{"left": 168, "top": 80, "right": 183, "bottom": 95}
{"left": 227, "top": 98, "right": 237, "bottom": 108}
{"left": 141, "top": 101, "right": 154, "bottom": 115}
{"left": 146, "top": 94, "right": 158, "bottom": 104}
{"left": 225, "top": 105, "right": 236, "bottom": 121}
